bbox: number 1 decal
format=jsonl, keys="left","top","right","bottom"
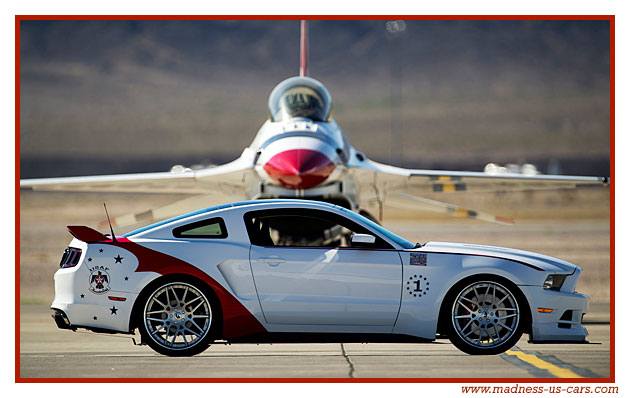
{"left": 406, "top": 274, "right": 430, "bottom": 298}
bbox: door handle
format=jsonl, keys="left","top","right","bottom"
{"left": 257, "top": 257, "right": 286, "bottom": 266}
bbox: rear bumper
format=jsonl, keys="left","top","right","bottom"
{"left": 52, "top": 260, "right": 138, "bottom": 334}
{"left": 51, "top": 309, "right": 75, "bottom": 330}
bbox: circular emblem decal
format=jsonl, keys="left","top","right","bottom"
{"left": 89, "top": 267, "right": 111, "bottom": 294}
{"left": 406, "top": 274, "right": 430, "bottom": 298}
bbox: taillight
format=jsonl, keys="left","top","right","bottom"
{"left": 60, "top": 247, "right": 82, "bottom": 268}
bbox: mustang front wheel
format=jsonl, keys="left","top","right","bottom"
{"left": 447, "top": 280, "right": 523, "bottom": 355}
{"left": 138, "top": 280, "right": 215, "bottom": 356}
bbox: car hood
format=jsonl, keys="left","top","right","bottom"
{"left": 417, "top": 241, "right": 579, "bottom": 274}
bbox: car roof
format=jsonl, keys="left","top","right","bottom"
{"left": 123, "top": 199, "right": 340, "bottom": 237}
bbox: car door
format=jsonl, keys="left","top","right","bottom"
{"left": 246, "top": 208, "right": 403, "bottom": 326}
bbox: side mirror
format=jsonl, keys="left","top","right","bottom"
{"left": 351, "top": 234, "right": 376, "bottom": 246}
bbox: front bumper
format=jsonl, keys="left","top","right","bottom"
{"left": 520, "top": 286, "right": 589, "bottom": 342}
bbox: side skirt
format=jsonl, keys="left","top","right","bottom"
{"left": 223, "top": 332, "right": 435, "bottom": 344}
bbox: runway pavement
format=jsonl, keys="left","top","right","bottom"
{"left": 19, "top": 303, "right": 610, "bottom": 379}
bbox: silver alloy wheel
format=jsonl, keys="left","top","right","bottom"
{"left": 143, "top": 282, "right": 212, "bottom": 350}
{"left": 451, "top": 281, "right": 520, "bottom": 349}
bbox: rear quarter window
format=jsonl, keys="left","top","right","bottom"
{"left": 172, "top": 217, "right": 228, "bottom": 239}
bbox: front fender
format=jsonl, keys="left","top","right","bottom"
{"left": 393, "top": 251, "right": 542, "bottom": 339}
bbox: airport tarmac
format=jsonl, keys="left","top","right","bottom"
{"left": 19, "top": 303, "right": 610, "bottom": 379}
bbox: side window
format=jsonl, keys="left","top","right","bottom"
{"left": 244, "top": 210, "right": 392, "bottom": 249}
{"left": 173, "top": 217, "right": 228, "bottom": 239}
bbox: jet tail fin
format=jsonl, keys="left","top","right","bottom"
{"left": 300, "top": 20, "right": 308, "bottom": 76}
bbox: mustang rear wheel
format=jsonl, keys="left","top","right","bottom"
{"left": 447, "top": 280, "right": 523, "bottom": 355}
{"left": 138, "top": 280, "right": 215, "bottom": 356}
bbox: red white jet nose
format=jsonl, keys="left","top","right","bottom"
{"left": 263, "top": 149, "right": 336, "bottom": 189}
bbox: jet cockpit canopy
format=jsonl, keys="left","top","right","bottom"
{"left": 268, "top": 76, "right": 332, "bottom": 122}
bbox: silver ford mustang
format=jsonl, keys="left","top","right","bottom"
{"left": 51, "top": 199, "right": 589, "bottom": 356}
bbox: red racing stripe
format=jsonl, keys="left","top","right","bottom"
{"left": 101, "top": 237, "right": 266, "bottom": 338}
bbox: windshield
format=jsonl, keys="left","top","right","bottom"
{"left": 337, "top": 207, "right": 416, "bottom": 249}
{"left": 268, "top": 76, "right": 332, "bottom": 122}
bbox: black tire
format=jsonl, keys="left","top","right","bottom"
{"left": 137, "top": 278, "right": 217, "bottom": 356}
{"left": 445, "top": 278, "right": 524, "bottom": 355}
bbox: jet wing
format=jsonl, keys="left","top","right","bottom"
{"left": 349, "top": 157, "right": 608, "bottom": 198}
{"left": 20, "top": 149, "right": 256, "bottom": 194}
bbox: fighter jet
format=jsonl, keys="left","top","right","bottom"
{"left": 20, "top": 21, "right": 608, "bottom": 227}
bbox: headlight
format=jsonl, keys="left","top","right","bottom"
{"left": 543, "top": 274, "right": 568, "bottom": 290}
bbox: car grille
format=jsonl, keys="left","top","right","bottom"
{"left": 558, "top": 310, "right": 573, "bottom": 329}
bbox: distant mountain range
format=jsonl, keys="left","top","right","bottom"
{"left": 21, "top": 20, "right": 609, "bottom": 83}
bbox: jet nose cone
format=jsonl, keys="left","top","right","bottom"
{"left": 263, "top": 149, "right": 336, "bottom": 189}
